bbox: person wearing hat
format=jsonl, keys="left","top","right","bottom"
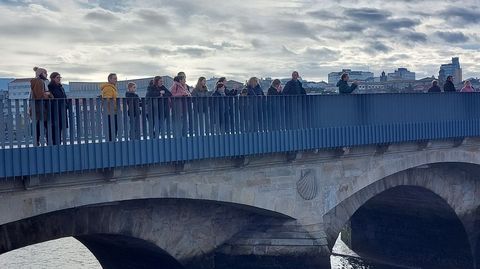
{"left": 30, "top": 66, "right": 52, "bottom": 145}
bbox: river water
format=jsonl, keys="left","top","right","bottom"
{"left": 0, "top": 236, "right": 405, "bottom": 269}
{"left": 0, "top": 237, "right": 101, "bottom": 269}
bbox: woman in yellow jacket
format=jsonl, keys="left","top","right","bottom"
{"left": 101, "top": 73, "right": 118, "bottom": 141}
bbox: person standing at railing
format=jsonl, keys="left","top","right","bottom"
{"left": 209, "top": 78, "right": 238, "bottom": 134}
{"left": 460, "top": 80, "right": 475, "bottom": 92}
{"left": 192, "top": 77, "right": 210, "bottom": 134}
{"left": 282, "top": 71, "right": 306, "bottom": 95}
{"left": 177, "top": 72, "right": 195, "bottom": 135}
{"left": 245, "top": 77, "right": 265, "bottom": 132}
{"left": 48, "top": 72, "right": 69, "bottom": 145}
{"left": 30, "top": 66, "right": 52, "bottom": 146}
{"left": 444, "top": 76, "right": 456, "bottom": 92}
{"left": 267, "top": 79, "right": 283, "bottom": 130}
{"left": 427, "top": 80, "right": 441, "bottom": 93}
{"left": 267, "top": 79, "right": 283, "bottom": 96}
{"left": 283, "top": 71, "right": 306, "bottom": 130}
{"left": 100, "top": 73, "right": 118, "bottom": 141}
{"left": 126, "top": 82, "right": 141, "bottom": 140}
{"left": 146, "top": 76, "right": 172, "bottom": 138}
{"left": 171, "top": 75, "right": 191, "bottom": 136}
{"left": 337, "top": 73, "right": 358, "bottom": 94}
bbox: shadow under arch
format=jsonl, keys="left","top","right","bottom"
{"left": 0, "top": 198, "right": 294, "bottom": 268}
{"left": 343, "top": 186, "right": 473, "bottom": 268}
{"left": 76, "top": 234, "right": 183, "bottom": 269}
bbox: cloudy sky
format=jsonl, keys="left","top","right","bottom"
{"left": 0, "top": 0, "right": 479, "bottom": 84}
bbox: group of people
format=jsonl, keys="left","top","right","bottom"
{"left": 29, "top": 68, "right": 311, "bottom": 144}
{"left": 30, "top": 67, "right": 69, "bottom": 145}
{"left": 100, "top": 71, "right": 308, "bottom": 140}
{"left": 29, "top": 66, "right": 476, "bottom": 145}
{"left": 427, "top": 76, "right": 476, "bottom": 93}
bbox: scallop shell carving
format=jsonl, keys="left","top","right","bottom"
{"left": 296, "top": 169, "right": 318, "bottom": 200}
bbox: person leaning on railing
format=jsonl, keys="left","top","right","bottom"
{"left": 337, "top": 73, "right": 358, "bottom": 94}
{"left": 100, "top": 73, "right": 119, "bottom": 141}
{"left": 282, "top": 71, "right": 306, "bottom": 95}
{"left": 267, "top": 79, "right": 283, "bottom": 96}
{"left": 30, "top": 66, "right": 53, "bottom": 146}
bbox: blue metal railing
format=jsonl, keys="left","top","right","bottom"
{"left": 1, "top": 93, "right": 479, "bottom": 177}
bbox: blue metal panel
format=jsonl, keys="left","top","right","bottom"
{"left": 5, "top": 93, "right": 480, "bottom": 178}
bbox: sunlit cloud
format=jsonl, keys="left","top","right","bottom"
{"left": 0, "top": 0, "right": 479, "bottom": 83}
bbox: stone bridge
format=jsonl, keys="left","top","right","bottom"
{"left": 1, "top": 138, "right": 480, "bottom": 268}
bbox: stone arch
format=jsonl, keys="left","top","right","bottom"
{"left": 324, "top": 163, "right": 480, "bottom": 249}
{"left": 328, "top": 148, "right": 480, "bottom": 214}
{"left": 0, "top": 198, "right": 292, "bottom": 268}
{"left": 342, "top": 185, "right": 474, "bottom": 268}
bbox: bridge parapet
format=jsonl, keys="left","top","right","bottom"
{"left": 2, "top": 93, "right": 480, "bottom": 178}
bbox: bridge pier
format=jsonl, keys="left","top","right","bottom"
{"left": 211, "top": 220, "right": 331, "bottom": 269}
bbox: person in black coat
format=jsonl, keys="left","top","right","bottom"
{"left": 444, "top": 76, "right": 456, "bottom": 92}
{"left": 267, "top": 79, "right": 283, "bottom": 95}
{"left": 337, "top": 73, "right": 358, "bottom": 94}
{"left": 146, "top": 76, "right": 172, "bottom": 137}
{"left": 267, "top": 79, "right": 283, "bottom": 130}
{"left": 283, "top": 71, "right": 306, "bottom": 95}
{"left": 126, "top": 82, "right": 141, "bottom": 139}
{"left": 427, "top": 80, "right": 441, "bottom": 93}
{"left": 48, "top": 72, "right": 69, "bottom": 145}
{"left": 210, "top": 78, "right": 238, "bottom": 133}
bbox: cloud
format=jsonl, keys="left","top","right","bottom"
{"left": 439, "top": 6, "right": 480, "bottom": 25}
{"left": 368, "top": 41, "right": 392, "bottom": 53}
{"left": 403, "top": 31, "right": 428, "bottom": 43}
{"left": 0, "top": 0, "right": 478, "bottom": 83}
{"left": 435, "top": 31, "right": 470, "bottom": 43}
{"left": 344, "top": 8, "right": 391, "bottom": 21}
{"left": 84, "top": 9, "right": 118, "bottom": 22}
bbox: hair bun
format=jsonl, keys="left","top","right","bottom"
{"left": 33, "top": 67, "right": 38, "bottom": 71}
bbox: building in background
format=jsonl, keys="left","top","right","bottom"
{"left": 357, "top": 76, "right": 436, "bottom": 93}
{"left": 0, "top": 78, "right": 14, "bottom": 93}
{"left": 439, "top": 57, "right": 462, "bottom": 85}
{"left": 8, "top": 78, "right": 31, "bottom": 99}
{"left": 387, "top": 68, "right": 415, "bottom": 81}
{"left": 380, "top": 71, "right": 387, "bottom": 82}
{"left": 328, "top": 69, "right": 374, "bottom": 84}
{"left": 69, "top": 76, "right": 174, "bottom": 98}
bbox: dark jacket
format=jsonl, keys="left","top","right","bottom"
{"left": 283, "top": 80, "right": 306, "bottom": 95}
{"left": 125, "top": 91, "right": 140, "bottom": 117}
{"left": 47, "top": 82, "right": 68, "bottom": 129}
{"left": 225, "top": 88, "right": 238, "bottom": 96}
{"left": 427, "top": 85, "right": 441, "bottom": 93}
{"left": 267, "top": 86, "right": 282, "bottom": 95}
{"left": 444, "top": 80, "right": 456, "bottom": 92}
{"left": 146, "top": 84, "right": 172, "bottom": 117}
{"left": 247, "top": 85, "right": 264, "bottom": 96}
{"left": 337, "top": 80, "right": 358, "bottom": 94}
{"left": 192, "top": 86, "right": 210, "bottom": 113}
